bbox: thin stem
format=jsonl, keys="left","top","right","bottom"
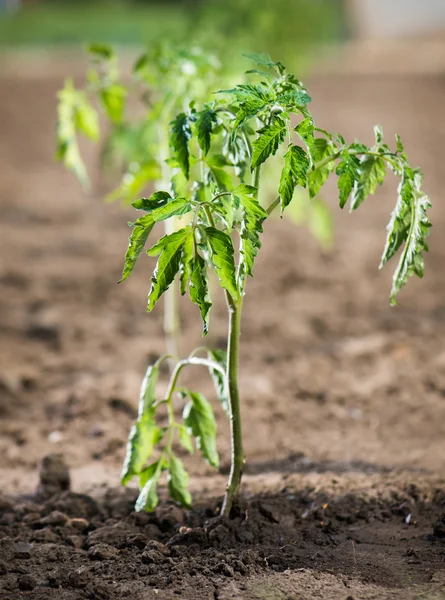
{"left": 221, "top": 295, "right": 244, "bottom": 517}
{"left": 266, "top": 195, "right": 280, "bottom": 215}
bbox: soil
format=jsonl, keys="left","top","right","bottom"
{"left": 2, "top": 55, "right": 445, "bottom": 599}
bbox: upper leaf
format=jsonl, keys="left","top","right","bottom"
{"left": 189, "top": 254, "right": 212, "bottom": 336}
{"left": 132, "top": 191, "right": 172, "bottom": 212}
{"left": 170, "top": 113, "right": 192, "bottom": 179}
{"left": 195, "top": 106, "right": 219, "bottom": 156}
{"left": 146, "top": 228, "right": 193, "bottom": 311}
{"left": 380, "top": 170, "right": 431, "bottom": 304}
{"left": 183, "top": 391, "right": 219, "bottom": 468}
{"left": 203, "top": 227, "right": 239, "bottom": 300}
{"left": 336, "top": 150, "right": 361, "bottom": 208}
{"left": 308, "top": 137, "right": 336, "bottom": 198}
{"left": 251, "top": 118, "right": 287, "bottom": 169}
{"left": 350, "top": 155, "right": 386, "bottom": 210}
{"left": 233, "top": 184, "right": 268, "bottom": 285}
{"left": 120, "top": 215, "right": 155, "bottom": 282}
{"left": 278, "top": 145, "right": 310, "bottom": 210}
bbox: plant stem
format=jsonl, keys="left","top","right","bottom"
{"left": 158, "top": 125, "right": 181, "bottom": 364}
{"left": 221, "top": 294, "right": 244, "bottom": 517}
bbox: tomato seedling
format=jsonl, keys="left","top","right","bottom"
{"left": 60, "top": 52, "right": 432, "bottom": 516}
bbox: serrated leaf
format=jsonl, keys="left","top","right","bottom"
{"left": 137, "top": 362, "right": 160, "bottom": 417}
{"left": 178, "top": 425, "right": 194, "bottom": 454}
{"left": 179, "top": 230, "right": 194, "bottom": 296}
{"left": 132, "top": 191, "right": 172, "bottom": 212}
{"left": 189, "top": 254, "right": 212, "bottom": 336}
{"left": 251, "top": 118, "right": 287, "bottom": 169}
{"left": 183, "top": 391, "right": 219, "bottom": 468}
{"left": 100, "top": 84, "right": 126, "bottom": 124}
{"left": 151, "top": 198, "right": 193, "bottom": 222}
{"left": 388, "top": 174, "right": 431, "bottom": 304}
{"left": 295, "top": 117, "right": 315, "bottom": 157}
{"left": 203, "top": 227, "right": 239, "bottom": 300}
{"left": 146, "top": 228, "right": 193, "bottom": 311}
{"left": 170, "top": 113, "right": 192, "bottom": 179}
{"left": 195, "top": 107, "right": 218, "bottom": 156}
{"left": 135, "top": 459, "right": 163, "bottom": 512}
{"left": 277, "top": 89, "right": 312, "bottom": 107}
{"left": 350, "top": 155, "right": 386, "bottom": 210}
{"left": 279, "top": 145, "right": 310, "bottom": 210}
{"left": 120, "top": 215, "right": 155, "bottom": 282}
{"left": 336, "top": 151, "right": 361, "bottom": 208}
{"left": 243, "top": 52, "right": 285, "bottom": 74}
{"left": 207, "top": 349, "right": 229, "bottom": 415}
{"left": 233, "top": 184, "right": 267, "bottom": 284}
{"left": 167, "top": 455, "right": 192, "bottom": 508}
{"left": 308, "top": 138, "right": 336, "bottom": 198}
{"left": 121, "top": 418, "right": 161, "bottom": 486}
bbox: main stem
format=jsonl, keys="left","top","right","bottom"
{"left": 221, "top": 294, "right": 244, "bottom": 517}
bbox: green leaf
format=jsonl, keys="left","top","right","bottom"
{"left": 120, "top": 361, "right": 161, "bottom": 485}
{"left": 295, "top": 117, "right": 315, "bottom": 157}
{"left": 233, "top": 184, "right": 267, "bottom": 284}
{"left": 179, "top": 230, "right": 194, "bottom": 296}
{"left": 56, "top": 80, "right": 99, "bottom": 188}
{"left": 170, "top": 113, "right": 192, "bottom": 179}
{"left": 120, "top": 215, "right": 155, "bottom": 282}
{"left": 203, "top": 227, "right": 239, "bottom": 300}
{"left": 183, "top": 391, "right": 219, "bottom": 468}
{"left": 135, "top": 459, "right": 163, "bottom": 512}
{"left": 151, "top": 198, "right": 193, "bottom": 222}
{"left": 336, "top": 150, "right": 361, "bottom": 208}
{"left": 121, "top": 418, "right": 161, "bottom": 486}
{"left": 132, "top": 191, "right": 171, "bottom": 212}
{"left": 279, "top": 145, "right": 310, "bottom": 210}
{"left": 308, "top": 138, "right": 336, "bottom": 198}
{"left": 208, "top": 165, "right": 233, "bottom": 191}
{"left": 243, "top": 52, "right": 285, "bottom": 75}
{"left": 189, "top": 254, "right": 212, "bottom": 336}
{"left": 146, "top": 228, "right": 193, "bottom": 311}
{"left": 100, "top": 84, "right": 126, "bottom": 124}
{"left": 379, "top": 170, "right": 431, "bottom": 304}
{"left": 277, "top": 89, "right": 312, "bottom": 108}
{"left": 167, "top": 455, "right": 192, "bottom": 508}
{"left": 87, "top": 43, "right": 114, "bottom": 60}
{"left": 195, "top": 106, "right": 218, "bottom": 156}
{"left": 207, "top": 349, "right": 229, "bottom": 415}
{"left": 251, "top": 118, "right": 287, "bottom": 169}
{"left": 350, "top": 155, "right": 386, "bottom": 210}
{"left": 137, "top": 362, "right": 160, "bottom": 417}
{"left": 178, "top": 425, "right": 194, "bottom": 454}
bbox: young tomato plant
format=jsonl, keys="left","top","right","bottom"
{"left": 56, "top": 43, "right": 221, "bottom": 359}
{"left": 63, "top": 52, "right": 432, "bottom": 516}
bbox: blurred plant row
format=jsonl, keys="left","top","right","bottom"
{"left": 0, "top": 0, "right": 346, "bottom": 72}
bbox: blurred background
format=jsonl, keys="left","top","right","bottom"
{"left": 1, "top": 0, "right": 445, "bottom": 502}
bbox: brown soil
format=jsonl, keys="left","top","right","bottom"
{"left": 1, "top": 57, "right": 445, "bottom": 599}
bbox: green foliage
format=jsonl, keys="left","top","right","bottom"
{"left": 59, "top": 51, "right": 431, "bottom": 513}
{"left": 183, "top": 390, "right": 219, "bottom": 468}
